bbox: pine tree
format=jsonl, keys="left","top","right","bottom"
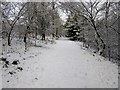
{"left": 64, "top": 14, "right": 80, "bottom": 41}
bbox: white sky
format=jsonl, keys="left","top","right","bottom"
{"left": 1, "top": 0, "right": 119, "bottom": 23}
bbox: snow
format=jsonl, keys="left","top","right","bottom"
{"left": 1, "top": 37, "right": 118, "bottom": 88}
{"left": 0, "top": 38, "right": 2, "bottom": 90}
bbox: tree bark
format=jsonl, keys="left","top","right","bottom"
{"left": 8, "top": 26, "right": 14, "bottom": 46}
{"left": 91, "top": 20, "right": 106, "bottom": 55}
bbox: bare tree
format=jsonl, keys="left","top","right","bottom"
{"left": 2, "top": 2, "right": 27, "bottom": 46}
{"left": 59, "top": 1, "right": 106, "bottom": 55}
{"left": 105, "top": 0, "right": 111, "bottom": 60}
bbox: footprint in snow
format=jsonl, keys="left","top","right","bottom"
{"left": 29, "top": 56, "right": 34, "bottom": 58}
{"left": 35, "top": 77, "right": 38, "bottom": 80}
{"left": 9, "top": 71, "right": 16, "bottom": 75}
{"left": 23, "top": 58, "right": 26, "bottom": 60}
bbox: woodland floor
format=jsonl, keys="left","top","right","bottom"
{"left": 0, "top": 37, "right": 118, "bottom": 88}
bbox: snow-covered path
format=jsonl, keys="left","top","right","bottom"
{"left": 2, "top": 38, "right": 118, "bottom": 88}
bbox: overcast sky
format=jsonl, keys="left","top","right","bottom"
{"left": 2, "top": 0, "right": 119, "bottom": 23}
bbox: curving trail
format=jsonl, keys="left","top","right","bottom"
{"left": 2, "top": 38, "right": 118, "bottom": 88}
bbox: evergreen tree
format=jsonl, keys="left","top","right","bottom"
{"left": 64, "top": 14, "right": 80, "bottom": 40}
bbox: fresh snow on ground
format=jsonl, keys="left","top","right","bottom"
{"left": 1, "top": 37, "right": 118, "bottom": 88}
{"left": 0, "top": 38, "right": 2, "bottom": 90}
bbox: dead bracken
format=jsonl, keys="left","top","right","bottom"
{"left": 12, "top": 60, "right": 20, "bottom": 65}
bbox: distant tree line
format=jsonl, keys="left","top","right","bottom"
{"left": 60, "top": 1, "right": 120, "bottom": 63}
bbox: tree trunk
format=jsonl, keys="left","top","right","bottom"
{"left": 24, "top": 33, "right": 27, "bottom": 52}
{"left": 24, "top": 33, "right": 27, "bottom": 43}
{"left": 105, "top": 0, "right": 111, "bottom": 60}
{"left": 8, "top": 26, "right": 14, "bottom": 46}
{"left": 92, "top": 21, "right": 106, "bottom": 55}
{"left": 42, "top": 33, "right": 45, "bottom": 40}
